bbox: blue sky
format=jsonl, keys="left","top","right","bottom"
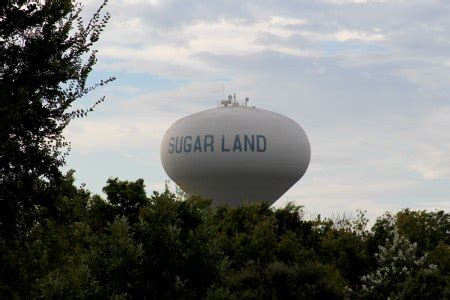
{"left": 64, "top": 0, "right": 450, "bottom": 219}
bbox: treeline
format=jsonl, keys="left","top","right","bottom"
{"left": 0, "top": 172, "right": 448, "bottom": 299}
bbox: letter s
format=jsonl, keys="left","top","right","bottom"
{"left": 168, "top": 137, "right": 175, "bottom": 153}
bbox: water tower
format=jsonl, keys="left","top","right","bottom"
{"left": 160, "top": 95, "right": 310, "bottom": 206}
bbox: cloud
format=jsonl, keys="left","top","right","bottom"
{"left": 65, "top": 117, "right": 168, "bottom": 152}
{"left": 64, "top": 80, "right": 229, "bottom": 154}
{"left": 411, "top": 108, "right": 450, "bottom": 180}
{"left": 322, "top": 0, "right": 390, "bottom": 4}
{"left": 90, "top": 0, "right": 450, "bottom": 95}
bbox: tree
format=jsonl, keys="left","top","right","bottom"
{"left": 103, "top": 177, "right": 148, "bottom": 220}
{"left": 360, "top": 229, "right": 431, "bottom": 297}
{"left": 0, "top": 0, "right": 114, "bottom": 238}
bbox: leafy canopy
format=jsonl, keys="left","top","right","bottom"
{"left": 0, "top": 0, "right": 114, "bottom": 182}
{"left": 0, "top": 0, "right": 114, "bottom": 238}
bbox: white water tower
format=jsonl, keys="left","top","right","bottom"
{"left": 160, "top": 96, "right": 310, "bottom": 206}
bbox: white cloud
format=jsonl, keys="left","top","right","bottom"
{"left": 395, "top": 66, "right": 450, "bottom": 91}
{"left": 411, "top": 108, "right": 450, "bottom": 180}
{"left": 323, "top": 0, "right": 389, "bottom": 4}
{"left": 95, "top": 11, "right": 387, "bottom": 79}
{"left": 122, "top": 0, "right": 161, "bottom": 5}
{"left": 64, "top": 80, "right": 227, "bottom": 153}
{"left": 299, "top": 29, "right": 385, "bottom": 42}
{"left": 65, "top": 117, "right": 169, "bottom": 152}
{"left": 269, "top": 16, "right": 306, "bottom": 26}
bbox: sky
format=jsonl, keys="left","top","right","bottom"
{"left": 64, "top": 0, "right": 450, "bottom": 220}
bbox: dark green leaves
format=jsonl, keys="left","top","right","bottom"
{"left": 0, "top": 0, "right": 114, "bottom": 239}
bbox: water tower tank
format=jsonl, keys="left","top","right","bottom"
{"left": 160, "top": 97, "right": 310, "bottom": 206}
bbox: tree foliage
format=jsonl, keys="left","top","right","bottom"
{"left": 0, "top": 0, "right": 113, "bottom": 181}
{"left": 0, "top": 174, "right": 448, "bottom": 299}
{"left": 0, "top": 0, "right": 114, "bottom": 239}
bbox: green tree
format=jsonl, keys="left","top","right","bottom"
{"left": 0, "top": 0, "right": 114, "bottom": 238}
{"left": 359, "top": 228, "right": 438, "bottom": 298}
{"left": 103, "top": 177, "right": 148, "bottom": 221}
{"left": 207, "top": 203, "right": 346, "bottom": 299}
{"left": 397, "top": 268, "right": 450, "bottom": 299}
{"left": 0, "top": 171, "right": 93, "bottom": 298}
{"left": 396, "top": 209, "right": 450, "bottom": 254}
{"left": 136, "top": 190, "right": 219, "bottom": 299}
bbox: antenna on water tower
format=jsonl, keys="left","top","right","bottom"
{"left": 219, "top": 93, "right": 250, "bottom": 107}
